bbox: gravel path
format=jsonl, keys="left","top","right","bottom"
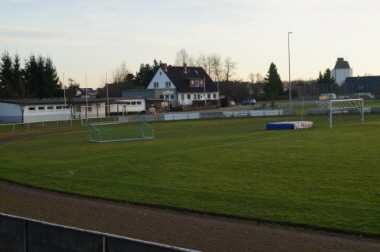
{"left": 1, "top": 181, "right": 379, "bottom": 252}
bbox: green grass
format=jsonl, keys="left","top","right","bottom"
{"left": 1, "top": 114, "right": 379, "bottom": 235}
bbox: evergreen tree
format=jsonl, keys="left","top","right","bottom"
{"left": 0, "top": 51, "right": 13, "bottom": 99}
{"left": 317, "top": 68, "right": 337, "bottom": 94}
{"left": 44, "top": 57, "right": 61, "bottom": 97}
{"left": 24, "top": 54, "right": 61, "bottom": 98}
{"left": 263, "top": 63, "right": 283, "bottom": 106}
{"left": 8, "top": 54, "right": 31, "bottom": 123}
{"left": 134, "top": 59, "right": 161, "bottom": 88}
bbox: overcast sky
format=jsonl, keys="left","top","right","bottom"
{"left": 1, "top": 0, "right": 379, "bottom": 88}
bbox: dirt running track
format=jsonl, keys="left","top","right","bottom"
{"left": 0, "top": 182, "right": 379, "bottom": 252}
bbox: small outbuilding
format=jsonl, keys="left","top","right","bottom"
{"left": 0, "top": 97, "right": 146, "bottom": 123}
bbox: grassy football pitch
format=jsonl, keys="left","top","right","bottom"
{"left": 0, "top": 114, "right": 379, "bottom": 235}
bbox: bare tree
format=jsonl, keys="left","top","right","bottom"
{"left": 248, "top": 73, "right": 264, "bottom": 84}
{"left": 224, "top": 57, "right": 236, "bottom": 83}
{"left": 174, "top": 49, "right": 195, "bottom": 66}
{"left": 113, "top": 62, "right": 130, "bottom": 83}
{"left": 195, "top": 53, "right": 211, "bottom": 76}
{"left": 209, "top": 53, "right": 222, "bottom": 83}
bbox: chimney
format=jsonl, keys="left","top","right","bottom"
{"left": 161, "top": 63, "right": 168, "bottom": 71}
{"left": 183, "top": 63, "right": 188, "bottom": 74}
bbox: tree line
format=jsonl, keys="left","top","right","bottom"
{"left": 1, "top": 49, "right": 338, "bottom": 104}
{"left": 0, "top": 52, "right": 61, "bottom": 100}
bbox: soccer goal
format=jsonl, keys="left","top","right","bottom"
{"left": 316, "top": 98, "right": 364, "bottom": 128}
{"left": 88, "top": 120, "right": 154, "bottom": 143}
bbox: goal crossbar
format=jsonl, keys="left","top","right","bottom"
{"left": 316, "top": 99, "right": 364, "bottom": 128}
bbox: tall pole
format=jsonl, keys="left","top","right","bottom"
{"left": 63, "top": 73, "right": 67, "bottom": 120}
{"left": 288, "top": 32, "right": 292, "bottom": 108}
{"left": 106, "top": 73, "right": 109, "bottom": 116}
{"left": 204, "top": 77, "right": 206, "bottom": 106}
{"left": 85, "top": 74, "right": 88, "bottom": 119}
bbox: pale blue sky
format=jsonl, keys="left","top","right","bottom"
{"left": 1, "top": 0, "right": 379, "bottom": 88}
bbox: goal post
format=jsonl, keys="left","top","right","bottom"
{"left": 88, "top": 120, "right": 154, "bottom": 143}
{"left": 316, "top": 98, "right": 364, "bottom": 128}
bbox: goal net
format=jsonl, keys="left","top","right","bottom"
{"left": 88, "top": 120, "right": 154, "bottom": 143}
{"left": 316, "top": 98, "right": 364, "bottom": 128}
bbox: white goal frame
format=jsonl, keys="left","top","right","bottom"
{"left": 316, "top": 99, "right": 364, "bottom": 128}
{"left": 88, "top": 120, "right": 154, "bottom": 143}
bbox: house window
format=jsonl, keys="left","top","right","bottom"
{"left": 165, "top": 81, "right": 171, "bottom": 88}
{"left": 75, "top": 106, "right": 81, "bottom": 112}
{"left": 160, "top": 71, "right": 162, "bottom": 75}
{"left": 154, "top": 82, "right": 159, "bottom": 88}
{"left": 47, "top": 106, "right": 54, "bottom": 111}
{"left": 160, "top": 95, "right": 164, "bottom": 99}
{"left": 88, "top": 106, "right": 92, "bottom": 112}
{"left": 193, "top": 94, "right": 197, "bottom": 99}
{"left": 195, "top": 80, "right": 199, "bottom": 87}
{"left": 56, "top": 106, "right": 63, "bottom": 110}
{"left": 181, "top": 94, "right": 184, "bottom": 100}
{"left": 132, "top": 101, "right": 136, "bottom": 105}
{"left": 38, "top": 106, "right": 45, "bottom": 111}
{"left": 207, "top": 94, "right": 211, "bottom": 99}
{"left": 187, "top": 94, "right": 190, "bottom": 99}
{"left": 213, "top": 94, "right": 217, "bottom": 99}
{"left": 137, "top": 101, "right": 141, "bottom": 105}
{"left": 28, "top": 107, "right": 36, "bottom": 111}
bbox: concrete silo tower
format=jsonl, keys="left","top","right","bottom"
{"left": 332, "top": 58, "right": 353, "bottom": 85}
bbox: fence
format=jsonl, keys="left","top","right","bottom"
{"left": 0, "top": 213, "right": 199, "bottom": 252}
{"left": 120, "top": 109, "right": 294, "bottom": 123}
{"left": 0, "top": 109, "right": 295, "bottom": 133}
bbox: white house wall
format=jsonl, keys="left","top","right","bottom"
{"left": 147, "top": 69, "right": 179, "bottom": 105}
{"left": 0, "top": 103, "right": 23, "bottom": 123}
{"left": 110, "top": 99, "right": 146, "bottom": 114}
{"left": 24, "top": 104, "right": 71, "bottom": 123}
{"left": 178, "top": 92, "right": 219, "bottom": 106}
{"left": 333, "top": 68, "right": 353, "bottom": 86}
{"left": 146, "top": 69, "right": 175, "bottom": 90}
{"left": 78, "top": 103, "right": 107, "bottom": 119}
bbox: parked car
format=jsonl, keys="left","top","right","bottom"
{"left": 241, "top": 99, "right": 256, "bottom": 105}
{"left": 338, "top": 96, "right": 351, "bottom": 99}
{"left": 360, "top": 94, "right": 375, "bottom": 100}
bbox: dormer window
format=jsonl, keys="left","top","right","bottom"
{"left": 189, "top": 79, "right": 205, "bottom": 88}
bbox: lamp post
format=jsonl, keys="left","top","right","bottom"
{"left": 288, "top": 31, "right": 292, "bottom": 107}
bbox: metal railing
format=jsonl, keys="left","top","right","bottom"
{"left": 0, "top": 213, "right": 199, "bottom": 252}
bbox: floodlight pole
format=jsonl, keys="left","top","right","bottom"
{"left": 288, "top": 32, "right": 292, "bottom": 108}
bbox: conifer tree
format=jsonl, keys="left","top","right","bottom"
{"left": 264, "top": 63, "right": 283, "bottom": 107}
